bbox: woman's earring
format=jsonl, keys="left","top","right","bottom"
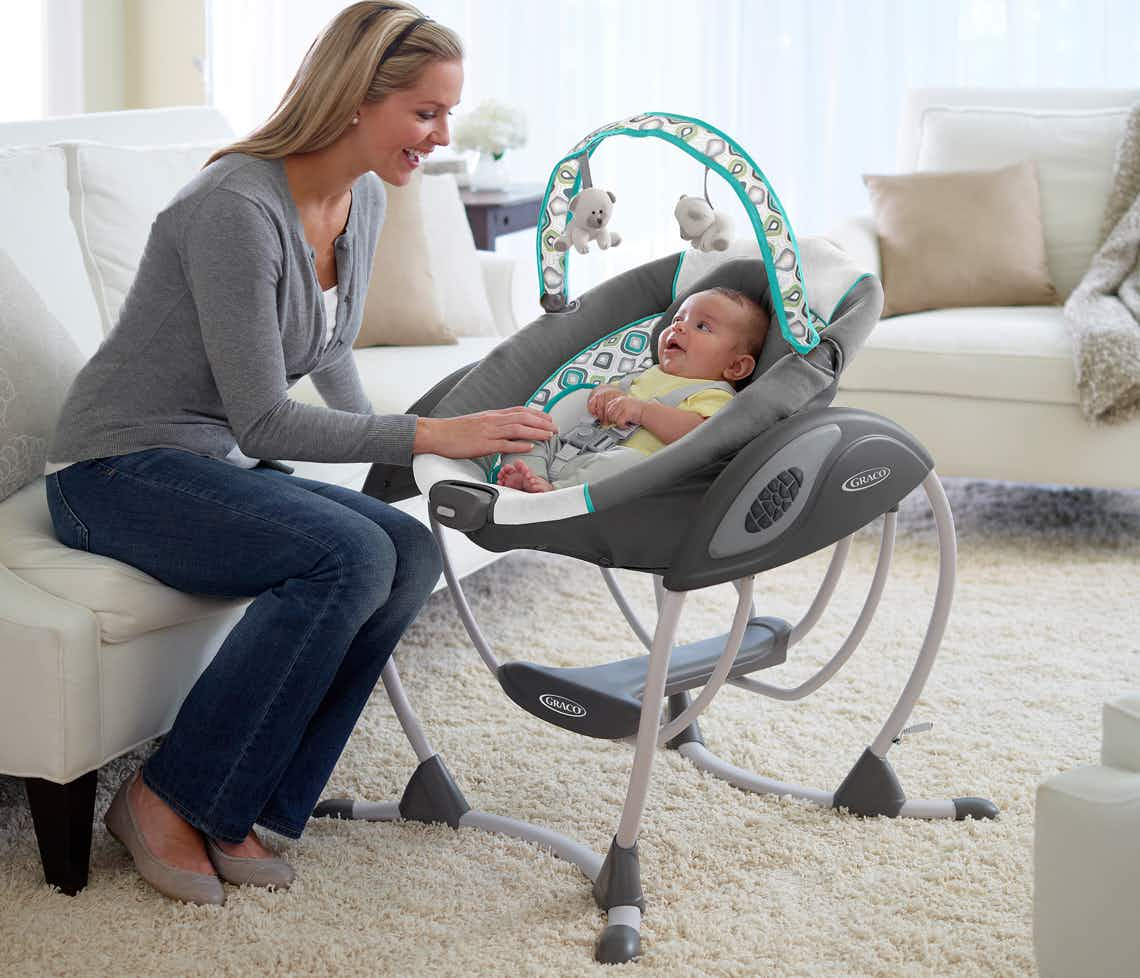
{"left": 351, "top": 115, "right": 360, "bottom": 126}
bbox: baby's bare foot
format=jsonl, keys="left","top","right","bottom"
{"left": 522, "top": 471, "right": 554, "bottom": 493}
{"left": 497, "top": 462, "right": 527, "bottom": 490}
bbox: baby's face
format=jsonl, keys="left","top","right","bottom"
{"left": 658, "top": 291, "right": 753, "bottom": 381}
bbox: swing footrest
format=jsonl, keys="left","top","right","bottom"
{"left": 497, "top": 616, "right": 790, "bottom": 740}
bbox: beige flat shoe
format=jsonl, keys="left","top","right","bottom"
{"left": 103, "top": 772, "right": 225, "bottom": 906}
{"left": 206, "top": 836, "right": 295, "bottom": 890}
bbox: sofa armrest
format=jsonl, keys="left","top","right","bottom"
{"left": 823, "top": 213, "right": 881, "bottom": 282}
{"left": 478, "top": 250, "right": 520, "bottom": 336}
{"left": 0, "top": 562, "right": 100, "bottom": 780}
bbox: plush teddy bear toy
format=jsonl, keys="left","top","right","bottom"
{"left": 554, "top": 187, "right": 622, "bottom": 254}
{"left": 674, "top": 194, "right": 733, "bottom": 252}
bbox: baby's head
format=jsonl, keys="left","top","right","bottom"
{"left": 657, "top": 286, "right": 770, "bottom": 386}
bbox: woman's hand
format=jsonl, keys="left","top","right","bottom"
{"left": 602, "top": 395, "right": 646, "bottom": 428}
{"left": 587, "top": 385, "right": 623, "bottom": 420}
{"left": 413, "top": 407, "right": 557, "bottom": 459}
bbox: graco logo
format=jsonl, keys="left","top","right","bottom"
{"left": 539, "top": 693, "right": 587, "bottom": 718}
{"left": 841, "top": 466, "right": 892, "bottom": 493}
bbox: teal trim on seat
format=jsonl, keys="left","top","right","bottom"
{"left": 583, "top": 484, "right": 595, "bottom": 513}
{"left": 544, "top": 382, "right": 596, "bottom": 413}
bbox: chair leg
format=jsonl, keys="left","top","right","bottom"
{"left": 24, "top": 770, "right": 98, "bottom": 895}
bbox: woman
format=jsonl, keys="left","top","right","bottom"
{"left": 44, "top": 1, "right": 554, "bottom": 906}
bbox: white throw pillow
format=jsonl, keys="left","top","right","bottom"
{"left": 0, "top": 250, "right": 87, "bottom": 502}
{"left": 914, "top": 105, "right": 1131, "bottom": 298}
{"left": 420, "top": 173, "right": 498, "bottom": 337}
{"left": 0, "top": 146, "right": 105, "bottom": 358}
{"left": 72, "top": 140, "right": 224, "bottom": 334}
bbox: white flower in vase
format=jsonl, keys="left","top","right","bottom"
{"left": 453, "top": 99, "right": 527, "bottom": 190}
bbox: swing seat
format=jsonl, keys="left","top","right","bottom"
{"left": 398, "top": 235, "right": 902, "bottom": 578}
{"left": 498, "top": 615, "right": 790, "bottom": 740}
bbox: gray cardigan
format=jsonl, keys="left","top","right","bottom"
{"left": 49, "top": 153, "right": 418, "bottom": 468}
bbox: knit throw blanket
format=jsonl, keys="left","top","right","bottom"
{"left": 1063, "top": 104, "right": 1140, "bottom": 424}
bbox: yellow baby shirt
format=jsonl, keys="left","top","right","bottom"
{"left": 621, "top": 366, "right": 734, "bottom": 455}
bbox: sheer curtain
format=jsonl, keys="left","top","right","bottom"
{"left": 0, "top": 1, "right": 45, "bottom": 122}
{"left": 208, "top": 0, "right": 1140, "bottom": 295}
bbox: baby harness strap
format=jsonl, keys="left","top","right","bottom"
{"left": 551, "top": 372, "right": 736, "bottom": 473}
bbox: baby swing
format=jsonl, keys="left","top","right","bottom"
{"left": 315, "top": 111, "right": 998, "bottom": 964}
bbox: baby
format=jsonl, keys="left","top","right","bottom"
{"left": 498, "top": 286, "right": 769, "bottom": 493}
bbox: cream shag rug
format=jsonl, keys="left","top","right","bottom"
{"left": 1, "top": 479, "right": 1138, "bottom": 978}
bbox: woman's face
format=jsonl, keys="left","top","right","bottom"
{"left": 357, "top": 58, "right": 464, "bottom": 185}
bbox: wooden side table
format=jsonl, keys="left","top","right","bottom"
{"left": 460, "top": 183, "right": 545, "bottom": 251}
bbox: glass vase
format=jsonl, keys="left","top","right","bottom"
{"left": 470, "top": 152, "right": 511, "bottom": 192}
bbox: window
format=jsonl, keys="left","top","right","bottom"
{"left": 0, "top": 1, "right": 45, "bottom": 122}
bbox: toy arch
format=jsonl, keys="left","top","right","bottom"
{"left": 536, "top": 110, "right": 820, "bottom": 353}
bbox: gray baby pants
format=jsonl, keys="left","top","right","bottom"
{"left": 504, "top": 437, "right": 645, "bottom": 489}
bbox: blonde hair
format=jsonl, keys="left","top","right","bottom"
{"left": 205, "top": 1, "right": 463, "bottom": 167}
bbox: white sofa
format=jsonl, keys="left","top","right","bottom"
{"left": 830, "top": 87, "right": 1140, "bottom": 489}
{"left": 0, "top": 106, "right": 523, "bottom": 893}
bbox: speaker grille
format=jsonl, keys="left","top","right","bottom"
{"left": 744, "top": 467, "right": 804, "bottom": 533}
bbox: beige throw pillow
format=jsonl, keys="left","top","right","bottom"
{"left": 864, "top": 161, "right": 1060, "bottom": 317}
{"left": 356, "top": 171, "right": 455, "bottom": 347}
{"left": 420, "top": 174, "right": 499, "bottom": 337}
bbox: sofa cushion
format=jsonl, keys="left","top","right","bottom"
{"left": 0, "top": 146, "right": 106, "bottom": 357}
{"left": 864, "top": 162, "right": 1059, "bottom": 317}
{"left": 290, "top": 335, "right": 504, "bottom": 412}
{"left": 71, "top": 140, "right": 223, "bottom": 334}
{"left": 356, "top": 170, "right": 455, "bottom": 347}
{"left": 0, "top": 251, "right": 87, "bottom": 503}
{"left": 915, "top": 105, "right": 1131, "bottom": 299}
{"left": 421, "top": 173, "right": 498, "bottom": 337}
{"left": 840, "top": 305, "right": 1077, "bottom": 406}
{"left": 0, "top": 477, "right": 242, "bottom": 645}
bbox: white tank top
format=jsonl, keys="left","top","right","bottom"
{"left": 223, "top": 284, "right": 338, "bottom": 470}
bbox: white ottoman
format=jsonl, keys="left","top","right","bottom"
{"left": 1034, "top": 693, "right": 1140, "bottom": 978}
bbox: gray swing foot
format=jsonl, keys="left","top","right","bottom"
{"left": 833, "top": 747, "right": 906, "bottom": 818}
{"left": 953, "top": 796, "right": 999, "bottom": 820}
{"left": 596, "top": 922, "right": 641, "bottom": 964}
{"left": 311, "top": 798, "right": 355, "bottom": 820}
{"left": 399, "top": 754, "right": 471, "bottom": 829}
{"left": 664, "top": 691, "right": 705, "bottom": 750}
{"left": 592, "top": 836, "right": 645, "bottom": 911}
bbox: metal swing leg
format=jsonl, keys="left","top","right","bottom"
{"left": 311, "top": 657, "right": 606, "bottom": 874}
{"left": 313, "top": 514, "right": 714, "bottom": 964}
{"left": 630, "top": 473, "right": 997, "bottom": 822}
{"left": 316, "top": 516, "right": 660, "bottom": 960}
{"left": 591, "top": 587, "right": 687, "bottom": 963}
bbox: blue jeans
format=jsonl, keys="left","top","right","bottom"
{"left": 45, "top": 448, "right": 441, "bottom": 843}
